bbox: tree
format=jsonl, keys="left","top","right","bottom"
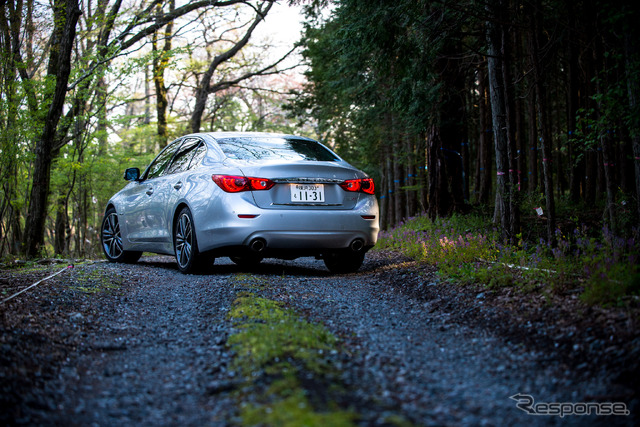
{"left": 296, "top": 0, "right": 639, "bottom": 236}
{"left": 152, "top": 0, "right": 175, "bottom": 148}
{"left": 189, "top": 1, "right": 300, "bottom": 133}
{"left": 24, "top": 0, "right": 81, "bottom": 257}
{"left": 486, "top": 0, "right": 520, "bottom": 242}
{"left": 5, "top": 0, "right": 294, "bottom": 257}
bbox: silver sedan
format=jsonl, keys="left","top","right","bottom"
{"left": 100, "top": 132, "right": 379, "bottom": 273}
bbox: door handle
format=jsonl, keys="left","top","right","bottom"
{"left": 173, "top": 182, "right": 183, "bottom": 190}
{"left": 146, "top": 187, "right": 154, "bottom": 196}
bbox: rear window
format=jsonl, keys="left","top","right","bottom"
{"left": 216, "top": 137, "right": 340, "bottom": 162}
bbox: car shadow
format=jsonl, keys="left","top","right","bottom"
{"left": 136, "top": 255, "right": 333, "bottom": 277}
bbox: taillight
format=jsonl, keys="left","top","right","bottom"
{"left": 340, "top": 178, "right": 375, "bottom": 195}
{"left": 212, "top": 175, "right": 275, "bottom": 193}
{"left": 249, "top": 178, "right": 274, "bottom": 191}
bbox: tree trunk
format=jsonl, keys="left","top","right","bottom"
{"left": 502, "top": 18, "right": 520, "bottom": 241}
{"left": 427, "top": 125, "right": 453, "bottom": 219}
{"left": 384, "top": 142, "right": 394, "bottom": 227}
{"left": 405, "top": 133, "right": 416, "bottom": 217}
{"left": 417, "top": 133, "right": 428, "bottom": 212}
{"left": 526, "top": 86, "right": 538, "bottom": 193}
{"left": 530, "top": 0, "right": 556, "bottom": 245}
{"left": 190, "top": 2, "right": 272, "bottom": 133}
{"left": 391, "top": 120, "right": 404, "bottom": 223}
{"left": 24, "top": 0, "right": 81, "bottom": 257}
{"left": 567, "top": 20, "right": 584, "bottom": 203}
{"left": 486, "top": 0, "right": 512, "bottom": 241}
{"left": 477, "top": 62, "right": 492, "bottom": 204}
{"left": 152, "top": 0, "right": 175, "bottom": 148}
{"left": 53, "top": 191, "right": 68, "bottom": 255}
{"left": 624, "top": 21, "right": 640, "bottom": 221}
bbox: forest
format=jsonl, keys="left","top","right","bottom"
{"left": 1, "top": 0, "right": 639, "bottom": 259}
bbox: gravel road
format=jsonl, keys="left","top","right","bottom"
{"left": 1, "top": 252, "right": 637, "bottom": 426}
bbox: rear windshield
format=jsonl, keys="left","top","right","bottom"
{"left": 216, "top": 137, "right": 340, "bottom": 162}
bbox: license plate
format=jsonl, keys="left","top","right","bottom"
{"left": 290, "top": 184, "right": 325, "bottom": 203}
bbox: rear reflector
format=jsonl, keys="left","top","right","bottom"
{"left": 361, "top": 215, "right": 376, "bottom": 220}
{"left": 237, "top": 214, "right": 259, "bottom": 219}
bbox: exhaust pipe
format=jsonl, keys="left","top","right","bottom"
{"left": 350, "top": 239, "right": 365, "bottom": 253}
{"left": 249, "top": 238, "right": 266, "bottom": 253}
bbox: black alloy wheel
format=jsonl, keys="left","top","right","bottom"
{"left": 101, "top": 207, "right": 142, "bottom": 263}
{"left": 174, "top": 207, "right": 211, "bottom": 273}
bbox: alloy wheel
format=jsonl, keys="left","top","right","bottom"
{"left": 175, "top": 212, "right": 193, "bottom": 269}
{"left": 102, "top": 212, "right": 124, "bottom": 259}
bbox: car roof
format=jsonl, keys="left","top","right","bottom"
{"left": 199, "top": 131, "right": 316, "bottom": 142}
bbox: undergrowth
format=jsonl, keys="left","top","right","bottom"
{"left": 376, "top": 214, "right": 640, "bottom": 307}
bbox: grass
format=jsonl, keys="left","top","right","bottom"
{"left": 376, "top": 212, "right": 640, "bottom": 307}
{"left": 227, "top": 274, "right": 358, "bottom": 426}
{"left": 226, "top": 273, "right": 412, "bottom": 427}
{"left": 228, "top": 292, "right": 339, "bottom": 377}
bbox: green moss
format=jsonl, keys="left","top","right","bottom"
{"left": 6, "top": 263, "right": 55, "bottom": 275}
{"left": 226, "top": 274, "right": 412, "bottom": 427}
{"left": 226, "top": 279, "right": 355, "bottom": 426}
{"left": 228, "top": 293, "right": 337, "bottom": 377}
{"left": 233, "top": 273, "right": 270, "bottom": 290}
{"left": 69, "top": 268, "right": 122, "bottom": 294}
{"left": 240, "top": 388, "right": 357, "bottom": 427}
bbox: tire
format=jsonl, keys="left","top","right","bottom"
{"left": 101, "top": 207, "right": 142, "bottom": 263}
{"left": 174, "top": 207, "right": 212, "bottom": 273}
{"left": 323, "top": 251, "right": 365, "bottom": 274}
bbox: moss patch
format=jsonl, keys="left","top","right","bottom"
{"left": 226, "top": 271, "right": 356, "bottom": 426}
{"left": 225, "top": 273, "right": 412, "bottom": 426}
{"left": 68, "top": 268, "right": 122, "bottom": 294}
{"left": 228, "top": 292, "right": 337, "bottom": 377}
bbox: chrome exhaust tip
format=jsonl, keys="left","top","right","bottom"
{"left": 350, "top": 239, "right": 365, "bottom": 253}
{"left": 249, "top": 238, "right": 266, "bottom": 253}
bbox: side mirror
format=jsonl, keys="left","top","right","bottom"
{"left": 124, "top": 167, "right": 140, "bottom": 181}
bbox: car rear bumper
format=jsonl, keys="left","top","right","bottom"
{"left": 195, "top": 197, "right": 379, "bottom": 255}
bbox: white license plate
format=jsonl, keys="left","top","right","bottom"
{"left": 290, "top": 184, "right": 325, "bottom": 203}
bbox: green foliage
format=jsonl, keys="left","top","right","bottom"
{"left": 377, "top": 213, "right": 640, "bottom": 307}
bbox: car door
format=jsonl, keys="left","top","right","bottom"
{"left": 146, "top": 137, "right": 208, "bottom": 250}
{"left": 124, "top": 140, "right": 182, "bottom": 245}
{"left": 162, "top": 137, "right": 207, "bottom": 228}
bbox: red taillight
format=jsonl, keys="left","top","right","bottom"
{"left": 212, "top": 175, "right": 275, "bottom": 193}
{"left": 340, "top": 178, "right": 375, "bottom": 195}
{"left": 249, "top": 178, "right": 274, "bottom": 191}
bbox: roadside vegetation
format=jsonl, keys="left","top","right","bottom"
{"left": 377, "top": 205, "right": 640, "bottom": 308}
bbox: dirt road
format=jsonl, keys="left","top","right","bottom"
{"left": 1, "top": 253, "right": 637, "bottom": 425}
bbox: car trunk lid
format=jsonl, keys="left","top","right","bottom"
{"left": 236, "top": 161, "right": 361, "bottom": 210}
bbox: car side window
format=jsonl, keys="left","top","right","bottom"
{"left": 187, "top": 142, "right": 206, "bottom": 170}
{"left": 166, "top": 138, "right": 205, "bottom": 174}
{"left": 144, "top": 140, "right": 181, "bottom": 180}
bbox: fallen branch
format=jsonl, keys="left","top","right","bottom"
{"left": 1, "top": 265, "right": 74, "bottom": 305}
